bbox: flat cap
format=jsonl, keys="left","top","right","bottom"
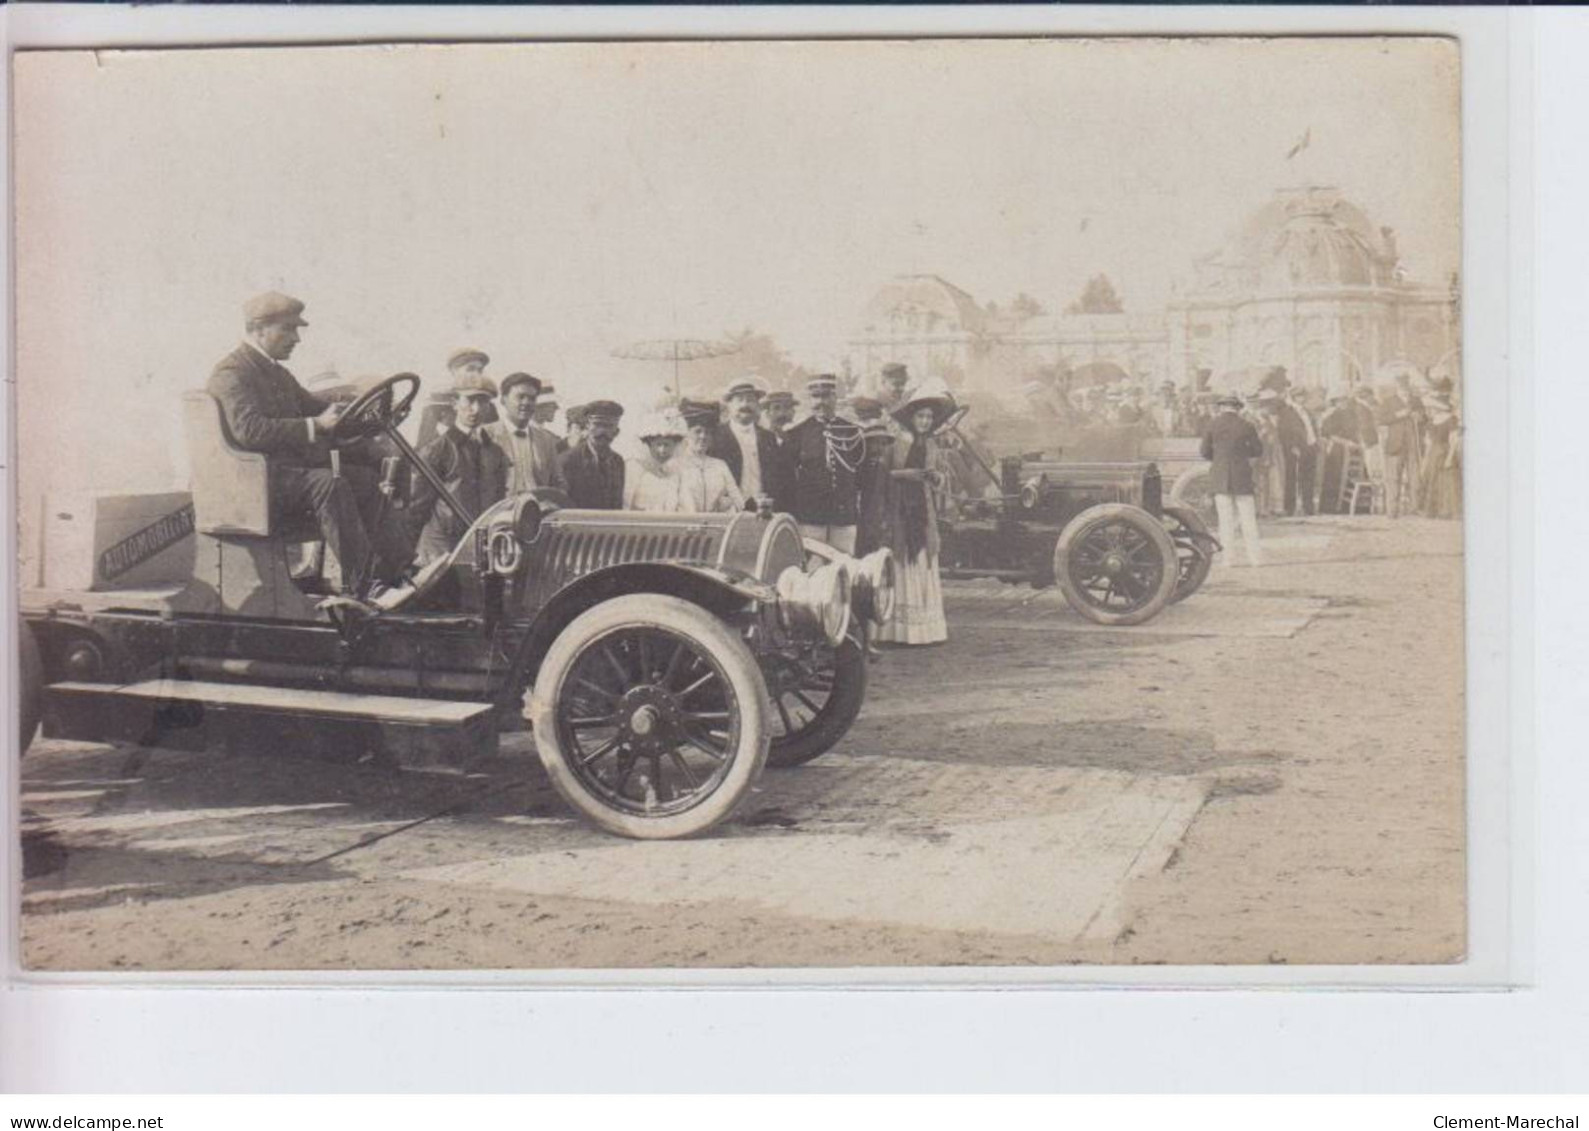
{"left": 564, "top": 404, "right": 589, "bottom": 427}
{"left": 447, "top": 348, "right": 490, "bottom": 371}
{"left": 499, "top": 372, "right": 543, "bottom": 398}
{"left": 723, "top": 375, "right": 768, "bottom": 400}
{"left": 763, "top": 390, "right": 796, "bottom": 407}
{"left": 847, "top": 395, "right": 885, "bottom": 420}
{"left": 244, "top": 291, "right": 308, "bottom": 328}
{"left": 583, "top": 400, "right": 624, "bottom": 423}
{"left": 449, "top": 373, "right": 498, "bottom": 398}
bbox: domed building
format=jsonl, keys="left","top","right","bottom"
{"left": 1167, "top": 186, "right": 1458, "bottom": 394}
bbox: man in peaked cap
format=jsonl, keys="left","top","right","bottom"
{"left": 486, "top": 372, "right": 565, "bottom": 494}
{"left": 410, "top": 371, "right": 511, "bottom": 564}
{"left": 556, "top": 400, "right": 626, "bottom": 509}
{"left": 206, "top": 292, "right": 412, "bottom": 603}
{"left": 710, "top": 375, "right": 790, "bottom": 511}
{"left": 786, "top": 373, "right": 864, "bottom": 552}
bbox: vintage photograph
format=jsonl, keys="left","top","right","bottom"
{"left": 12, "top": 36, "right": 1463, "bottom": 970}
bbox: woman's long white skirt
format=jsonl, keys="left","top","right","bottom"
{"left": 876, "top": 549, "right": 948, "bottom": 645}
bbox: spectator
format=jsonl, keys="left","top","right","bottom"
{"left": 1201, "top": 393, "right": 1265, "bottom": 568}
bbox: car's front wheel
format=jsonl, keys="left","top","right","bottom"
{"left": 529, "top": 594, "right": 769, "bottom": 839}
{"left": 1053, "top": 503, "right": 1179, "bottom": 626}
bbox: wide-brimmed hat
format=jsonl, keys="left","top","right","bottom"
{"left": 637, "top": 410, "right": 686, "bottom": 442}
{"left": 892, "top": 377, "right": 957, "bottom": 431}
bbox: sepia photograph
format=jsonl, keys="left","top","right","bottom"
{"left": 11, "top": 35, "right": 1465, "bottom": 972}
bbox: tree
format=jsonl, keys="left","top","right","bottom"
{"left": 1066, "top": 274, "right": 1124, "bottom": 315}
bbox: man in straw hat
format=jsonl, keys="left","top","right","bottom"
{"left": 1200, "top": 392, "right": 1265, "bottom": 568}
{"left": 206, "top": 291, "right": 412, "bottom": 604}
{"left": 486, "top": 371, "right": 565, "bottom": 494}
{"left": 711, "top": 375, "right": 790, "bottom": 512}
{"left": 556, "top": 400, "right": 626, "bottom": 509}
{"left": 787, "top": 373, "right": 865, "bottom": 553}
{"left": 411, "top": 371, "right": 511, "bottom": 565}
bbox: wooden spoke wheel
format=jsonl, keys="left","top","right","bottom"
{"left": 1161, "top": 504, "right": 1217, "bottom": 604}
{"left": 764, "top": 634, "right": 867, "bottom": 768}
{"left": 1053, "top": 503, "right": 1178, "bottom": 626}
{"left": 530, "top": 595, "right": 769, "bottom": 839}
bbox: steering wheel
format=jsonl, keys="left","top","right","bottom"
{"left": 325, "top": 371, "right": 421, "bottom": 444}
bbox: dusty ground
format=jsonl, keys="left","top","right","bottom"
{"left": 18, "top": 515, "right": 1465, "bottom": 970}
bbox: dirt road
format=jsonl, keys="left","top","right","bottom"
{"left": 19, "top": 515, "right": 1464, "bottom": 970}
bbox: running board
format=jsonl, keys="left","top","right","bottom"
{"left": 44, "top": 679, "right": 499, "bottom": 768}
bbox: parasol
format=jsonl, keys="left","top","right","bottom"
{"left": 611, "top": 338, "right": 741, "bottom": 400}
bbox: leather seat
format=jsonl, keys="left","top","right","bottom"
{"left": 182, "top": 391, "right": 322, "bottom": 542}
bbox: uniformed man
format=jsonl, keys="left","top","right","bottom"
{"left": 205, "top": 291, "right": 410, "bottom": 604}
{"left": 556, "top": 400, "right": 625, "bottom": 509}
{"left": 486, "top": 371, "right": 565, "bottom": 494}
{"left": 787, "top": 373, "right": 864, "bottom": 553}
{"left": 710, "top": 375, "right": 790, "bottom": 511}
{"left": 412, "top": 373, "right": 511, "bottom": 564}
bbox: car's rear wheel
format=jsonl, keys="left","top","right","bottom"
{"left": 19, "top": 621, "right": 43, "bottom": 756}
{"left": 764, "top": 634, "right": 867, "bottom": 768}
{"left": 1170, "top": 465, "right": 1217, "bottom": 529}
{"left": 1054, "top": 503, "right": 1178, "bottom": 626}
{"left": 1162, "top": 504, "right": 1216, "bottom": 604}
{"left": 529, "top": 594, "right": 769, "bottom": 839}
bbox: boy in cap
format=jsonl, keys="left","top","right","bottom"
{"left": 411, "top": 372, "right": 511, "bottom": 564}
{"left": 786, "top": 374, "right": 865, "bottom": 552}
{"left": 556, "top": 400, "right": 626, "bottom": 509}
{"left": 710, "top": 375, "right": 790, "bottom": 511}
{"left": 486, "top": 371, "right": 566, "bottom": 494}
{"left": 560, "top": 403, "right": 589, "bottom": 455}
{"left": 206, "top": 291, "right": 412, "bottom": 604}
{"left": 1200, "top": 393, "right": 1264, "bottom": 567}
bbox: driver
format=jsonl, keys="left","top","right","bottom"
{"left": 206, "top": 291, "right": 413, "bottom": 605}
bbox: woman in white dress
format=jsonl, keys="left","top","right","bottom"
{"left": 623, "top": 412, "right": 688, "bottom": 512}
{"left": 876, "top": 382, "right": 954, "bottom": 646}
{"left": 676, "top": 405, "right": 746, "bottom": 514}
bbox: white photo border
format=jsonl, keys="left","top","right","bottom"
{"left": 0, "top": 1, "right": 1570, "bottom": 1093}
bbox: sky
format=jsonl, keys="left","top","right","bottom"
{"left": 14, "top": 37, "right": 1459, "bottom": 506}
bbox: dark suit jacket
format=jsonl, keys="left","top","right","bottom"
{"left": 787, "top": 415, "right": 861, "bottom": 526}
{"left": 206, "top": 344, "right": 329, "bottom": 467}
{"left": 1200, "top": 411, "right": 1265, "bottom": 496}
{"left": 1275, "top": 401, "right": 1318, "bottom": 456}
{"left": 556, "top": 442, "right": 626, "bottom": 510}
{"left": 412, "top": 427, "right": 512, "bottom": 546}
{"left": 709, "top": 423, "right": 792, "bottom": 511}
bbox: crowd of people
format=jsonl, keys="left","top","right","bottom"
{"left": 206, "top": 292, "right": 958, "bottom": 638}
{"left": 1021, "top": 364, "right": 1463, "bottom": 522}
{"left": 207, "top": 292, "right": 1460, "bottom": 620}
